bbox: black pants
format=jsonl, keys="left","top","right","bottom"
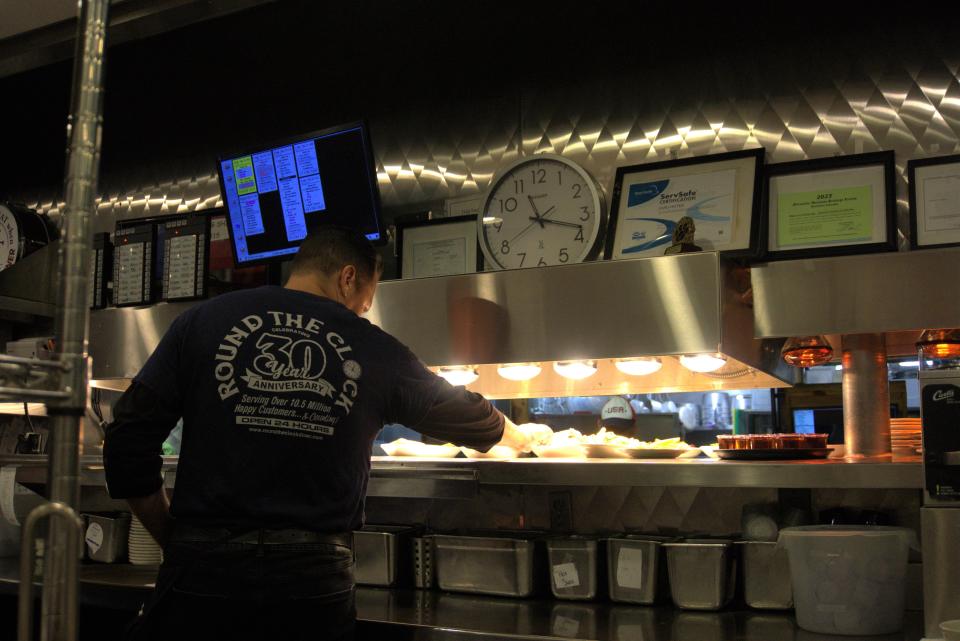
{"left": 127, "top": 538, "right": 356, "bottom": 641}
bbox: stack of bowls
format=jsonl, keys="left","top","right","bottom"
{"left": 127, "top": 515, "right": 163, "bottom": 565}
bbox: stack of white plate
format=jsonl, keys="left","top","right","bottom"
{"left": 890, "top": 418, "right": 922, "bottom": 456}
{"left": 127, "top": 515, "right": 163, "bottom": 566}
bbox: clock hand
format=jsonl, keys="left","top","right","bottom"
{"left": 538, "top": 205, "right": 557, "bottom": 220}
{"left": 530, "top": 218, "right": 583, "bottom": 230}
{"left": 508, "top": 221, "right": 538, "bottom": 245}
{"left": 527, "top": 196, "right": 544, "bottom": 228}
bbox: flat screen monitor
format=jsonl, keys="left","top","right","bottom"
{"left": 217, "top": 121, "right": 383, "bottom": 266}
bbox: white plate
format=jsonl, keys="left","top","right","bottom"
{"left": 381, "top": 439, "right": 460, "bottom": 458}
{"left": 461, "top": 446, "right": 520, "bottom": 460}
{"left": 533, "top": 445, "right": 586, "bottom": 458}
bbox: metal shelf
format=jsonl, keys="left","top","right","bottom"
{"left": 0, "top": 354, "right": 70, "bottom": 402}
{"left": 2, "top": 455, "right": 922, "bottom": 492}
{"left": 370, "top": 457, "right": 923, "bottom": 489}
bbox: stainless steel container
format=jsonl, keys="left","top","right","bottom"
{"left": 433, "top": 534, "right": 538, "bottom": 597}
{"left": 547, "top": 538, "right": 600, "bottom": 601}
{"left": 606, "top": 535, "right": 670, "bottom": 605}
{"left": 353, "top": 525, "right": 413, "bottom": 587}
{"left": 664, "top": 539, "right": 736, "bottom": 610}
{"left": 83, "top": 513, "right": 130, "bottom": 564}
{"left": 737, "top": 541, "right": 793, "bottom": 610}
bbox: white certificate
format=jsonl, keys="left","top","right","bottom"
{"left": 411, "top": 238, "right": 466, "bottom": 278}
{"left": 400, "top": 217, "right": 479, "bottom": 279}
{"left": 914, "top": 159, "right": 960, "bottom": 248}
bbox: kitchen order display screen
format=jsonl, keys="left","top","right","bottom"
{"left": 218, "top": 122, "right": 382, "bottom": 266}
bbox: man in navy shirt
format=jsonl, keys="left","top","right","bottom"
{"left": 104, "top": 225, "right": 536, "bottom": 641}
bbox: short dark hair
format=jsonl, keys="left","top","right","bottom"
{"left": 288, "top": 225, "right": 383, "bottom": 283}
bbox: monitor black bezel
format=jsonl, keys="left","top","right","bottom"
{"left": 215, "top": 119, "right": 385, "bottom": 269}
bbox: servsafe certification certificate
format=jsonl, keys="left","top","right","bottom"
{"left": 620, "top": 169, "right": 736, "bottom": 256}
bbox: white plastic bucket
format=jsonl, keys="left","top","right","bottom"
{"left": 778, "top": 526, "right": 917, "bottom": 636}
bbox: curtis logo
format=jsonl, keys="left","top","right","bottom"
{"left": 933, "top": 389, "right": 956, "bottom": 402}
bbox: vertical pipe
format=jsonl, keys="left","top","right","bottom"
{"left": 841, "top": 333, "right": 891, "bottom": 458}
{"left": 37, "top": 1, "right": 110, "bottom": 640}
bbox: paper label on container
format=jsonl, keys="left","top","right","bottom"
{"left": 552, "top": 562, "right": 581, "bottom": 589}
{"left": 85, "top": 523, "right": 104, "bottom": 554}
{"left": 0, "top": 467, "right": 19, "bottom": 526}
{"left": 616, "top": 547, "right": 645, "bottom": 589}
{"left": 552, "top": 615, "right": 580, "bottom": 638}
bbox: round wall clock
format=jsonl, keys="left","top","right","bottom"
{"left": 478, "top": 154, "right": 605, "bottom": 269}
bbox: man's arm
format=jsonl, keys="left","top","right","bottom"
{"left": 103, "top": 382, "right": 180, "bottom": 546}
{"left": 386, "top": 348, "right": 536, "bottom": 452}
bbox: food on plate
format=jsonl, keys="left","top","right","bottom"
{"left": 532, "top": 427, "right": 696, "bottom": 458}
{"left": 516, "top": 422, "right": 556, "bottom": 448}
{"left": 380, "top": 438, "right": 460, "bottom": 458}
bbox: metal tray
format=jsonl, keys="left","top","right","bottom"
{"left": 715, "top": 448, "right": 833, "bottom": 460}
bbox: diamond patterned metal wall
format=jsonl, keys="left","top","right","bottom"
{"left": 25, "top": 55, "right": 960, "bottom": 250}
{"left": 365, "top": 485, "right": 920, "bottom": 535}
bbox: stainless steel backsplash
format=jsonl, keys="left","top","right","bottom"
{"left": 18, "top": 54, "right": 960, "bottom": 250}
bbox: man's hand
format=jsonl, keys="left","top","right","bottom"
{"left": 497, "top": 417, "right": 554, "bottom": 453}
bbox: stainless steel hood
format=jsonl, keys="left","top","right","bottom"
{"left": 751, "top": 247, "right": 960, "bottom": 357}
{"left": 87, "top": 252, "right": 792, "bottom": 398}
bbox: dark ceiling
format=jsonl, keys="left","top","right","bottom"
{"left": 1, "top": 1, "right": 957, "bottom": 201}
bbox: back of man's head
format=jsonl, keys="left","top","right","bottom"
{"left": 288, "top": 225, "right": 383, "bottom": 283}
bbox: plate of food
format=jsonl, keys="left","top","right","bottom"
{"left": 381, "top": 438, "right": 461, "bottom": 458}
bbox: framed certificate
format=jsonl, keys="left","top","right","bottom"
{"left": 396, "top": 215, "right": 482, "bottom": 279}
{"left": 604, "top": 148, "right": 764, "bottom": 260}
{"left": 908, "top": 154, "right": 960, "bottom": 250}
{"left": 763, "top": 151, "right": 897, "bottom": 260}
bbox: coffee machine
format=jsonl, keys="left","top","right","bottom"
{"left": 920, "top": 365, "right": 960, "bottom": 636}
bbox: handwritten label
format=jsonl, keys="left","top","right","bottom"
{"left": 553, "top": 562, "right": 581, "bottom": 589}
{"left": 616, "top": 547, "right": 645, "bottom": 589}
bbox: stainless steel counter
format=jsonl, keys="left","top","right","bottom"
{"left": 367, "top": 457, "right": 923, "bottom": 490}
{"left": 1, "top": 456, "right": 923, "bottom": 496}
{"left": 0, "top": 561, "right": 926, "bottom": 641}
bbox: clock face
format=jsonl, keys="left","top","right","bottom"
{"left": 479, "top": 155, "right": 604, "bottom": 269}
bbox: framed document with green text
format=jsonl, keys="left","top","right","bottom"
{"left": 605, "top": 148, "right": 765, "bottom": 260}
{"left": 908, "top": 154, "right": 960, "bottom": 250}
{"left": 762, "top": 151, "right": 897, "bottom": 261}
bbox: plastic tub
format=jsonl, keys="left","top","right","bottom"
{"left": 778, "top": 526, "right": 917, "bottom": 636}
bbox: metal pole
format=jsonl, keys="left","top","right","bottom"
{"left": 841, "top": 333, "right": 892, "bottom": 458}
{"left": 35, "top": 1, "right": 110, "bottom": 640}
